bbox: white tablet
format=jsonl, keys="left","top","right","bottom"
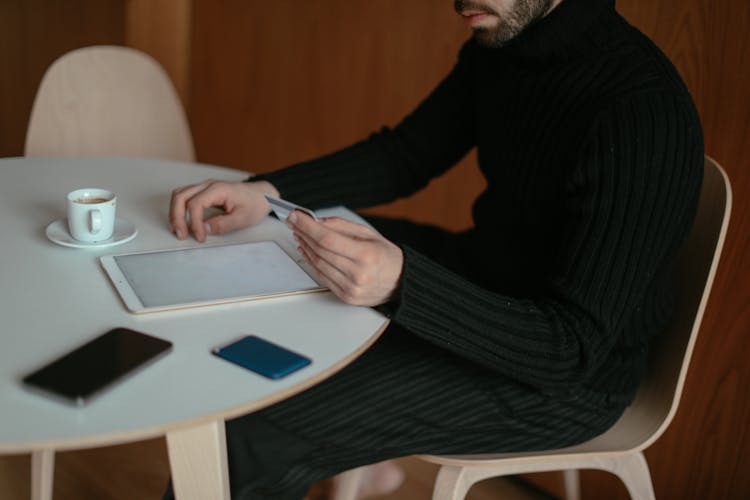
{"left": 100, "top": 241, "right": 324, "bottom": 313}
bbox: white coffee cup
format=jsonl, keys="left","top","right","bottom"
{"left": 67, "top": 188, "right": 117, "bottom": 242}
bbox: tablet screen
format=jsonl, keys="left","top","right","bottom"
{"left": 104, "top": 241, "right": 321, "bottom": 311}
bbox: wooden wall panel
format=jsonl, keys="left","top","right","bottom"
{"left": 189, "top": 0, "right": 484, "bottom": 231}
{"left": 125, "top": 0, "right": 192, "bottom": 110}
{"left": 0, "top": 0, "right": 126, "bottom": 158}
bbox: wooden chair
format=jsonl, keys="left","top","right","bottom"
{"left": 25, "top": 45, "right": 194, "bottom": 161}
{"left": 334, "top": 156, "right": 732, "bottom": 500}
{"left": 23, "top": 45, "right": 195, "bottom": 500}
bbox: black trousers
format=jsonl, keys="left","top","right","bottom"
{"left": 171, "top": 217, "right": 626, "bottom": 500}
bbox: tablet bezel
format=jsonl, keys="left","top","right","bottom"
{"left": 100, "top": 240, "right": 325, "bottom": 314}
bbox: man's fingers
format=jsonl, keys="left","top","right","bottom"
{"left": 204, "top": 212, "right": 244, "bottom": 236}
{"left": 188, "top": 200, "right": 215, "bottom": 242}
{"left": 169, "top": 180, "right": 214, "bottom": 239}
{"left": 289, "top": 212, "right": 369, "bottom": 260}
{"left": 296, "top": 231, "right": 357, "bottom": 279}
{"left": 174, "top": 180, "right": 228, "bottom": 242}
{"left": 296, "top": 226, "right": 361, "bottom": 263}
{"left": 298, "top": 242, "right": 360, "bottom": 304}
{"left": 169, "top": 183, "right": 202, "bottom": 238}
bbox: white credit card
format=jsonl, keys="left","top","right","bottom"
{"left": 264, "top": 194, "right": 319, "bottom": 222}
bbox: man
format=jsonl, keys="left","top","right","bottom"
{"left": 169, "top": 0, "right": 703, "bottom": 498}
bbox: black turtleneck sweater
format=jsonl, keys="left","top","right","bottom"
{"left": 252, "top": 0, "right": 703, "bottom": 400}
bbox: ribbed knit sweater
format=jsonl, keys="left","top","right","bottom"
{"left": 253, "top": 0, "right": 703, "bottom": 401}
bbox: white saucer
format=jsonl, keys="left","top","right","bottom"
{"left": 46, "top": 218, "right": 138, "bottom": 249}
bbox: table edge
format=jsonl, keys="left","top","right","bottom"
{"left": 0, "top": 320, "right": 389, "bottom": 454}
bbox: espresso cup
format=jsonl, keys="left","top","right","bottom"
{"left": 67, "top": 188, "right": 117, "bottom": 242}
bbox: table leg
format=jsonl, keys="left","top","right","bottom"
{"left": 31, "top": 449, "right": 54, "bottom": 500}
{"left": 166, "top": 420, "right": 230, "bottom": 500}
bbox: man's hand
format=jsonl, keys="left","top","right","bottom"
{"left": 288, "top": 212, "right": 404, "bottom": 307}
{"left": 169, "top": 179, "right": 279, "bottom": 242}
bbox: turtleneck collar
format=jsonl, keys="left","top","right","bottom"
{"left": 492, "top": 0, "right": 618, "bottom": 66}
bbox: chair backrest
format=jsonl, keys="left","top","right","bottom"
{"left": 24, "top": 45, "right": 195, "bottom": 162}
{"left": 577, "top": 156, "right": 732, "bottom": 454}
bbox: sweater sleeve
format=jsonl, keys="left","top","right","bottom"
{"left": 389, "top": 93, "right": 703, "bottom": 392}
{"left": 252, "top": 42, "right": 478, "bottom": 209}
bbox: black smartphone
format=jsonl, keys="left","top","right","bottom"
{"left": 22, "top": 327, "right": 173, "bottom": 406}
{"left": 212, "top": 335, "right": 311, "bottom": 379}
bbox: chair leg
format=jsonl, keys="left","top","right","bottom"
{"left": 604, "top": 452, "right": 655, "bottom": 500}
{"left": 432, "top": 465, "right": 475, "bottom": 500}
{"left": 331, "top": 467, "right": 367, "bottom": 500}
{"left": 166, "top": 420, "right": 231, "bottom": 500}
{"left": 433, "top": 464, "right": 519, "bottom": 500}
{"left": 31, "top": 449, "right": 54, "bottom": 500}
{"left": 563, "top": 469, "right": 581, "bottom": 500}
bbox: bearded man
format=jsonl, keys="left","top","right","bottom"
{"left": 168, "top": 0, "right": 703, "bottom": 498}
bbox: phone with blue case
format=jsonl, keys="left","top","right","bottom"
{"left": 212, "top": 335, "right": 311, "bottom": 379}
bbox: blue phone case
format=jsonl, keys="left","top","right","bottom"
{"left": 213, "top": 335, "right": 311, "bottom": 379}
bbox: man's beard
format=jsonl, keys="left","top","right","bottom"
{"left": 455, "top": 0, "right": 555, "bottom": 48}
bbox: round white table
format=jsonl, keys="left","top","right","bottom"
{"left": 0, "top": 157, "right": 389, "bottom": 500}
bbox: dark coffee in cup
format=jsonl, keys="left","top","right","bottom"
{"left": 75, "top": 197, "right": 110, "bottom": 204}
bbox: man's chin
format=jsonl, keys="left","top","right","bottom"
{"left": 472, "top": 27, "right": 515, "bottom": 49}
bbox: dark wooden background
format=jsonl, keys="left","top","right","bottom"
{"left": 1, "top": 1, "right": 748, "bottom": 498}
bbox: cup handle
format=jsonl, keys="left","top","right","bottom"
{"left": 89, "top": 209, "right": 102, "bottom": 234}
